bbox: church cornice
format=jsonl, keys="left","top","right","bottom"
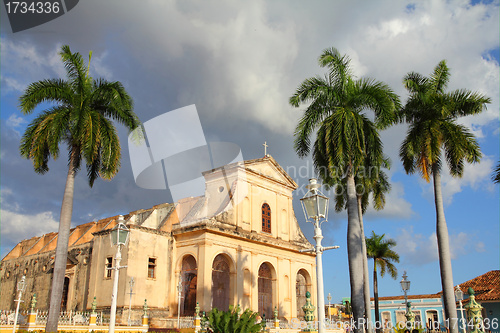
{"left": 92, "top": 224, "right": 172, "bottom": 237}
{"left": 171, "top": 219, "right": 314, "bottom": 255}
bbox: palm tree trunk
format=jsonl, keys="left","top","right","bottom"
{"left": 432, "top": 165, "right": 458, "bottom": 333}
{"left": 46, "top": 150, "right": 77, "bottom": 332}
{"left": 358, "top": 196, "right": 373, "bottom": 333}
{"left": 347, "top": 175, "right": 365, "bottom": 333}
{"left": 373, "top": 261, "right": 380, "bottom": 333}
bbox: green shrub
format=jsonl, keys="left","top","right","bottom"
{"left": 207, "top": 306, "right": 262, "bottom": 333}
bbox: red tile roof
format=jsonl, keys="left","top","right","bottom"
{"left": 456, "top": 270, "right": 499, "bottom": 302}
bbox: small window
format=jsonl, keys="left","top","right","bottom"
{"left": 148, "top": 258, "right": 156, "bottom": 279}
{"left": 262, "top": 203, "right": 271, "bottom": 233}
{"left": 105, "top": 257, "right": 113, "bottom": 278}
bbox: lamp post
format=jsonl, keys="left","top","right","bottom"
{"left": 400, "top": 271, "right": 410, "bottom": 313}
{"left": 327, "top": 293, "right": 332, "bottom": 323}
{"left": 300, "top": 178, "right": 339, "bottom": 333}
{"left": 454, "top": 285, "right": 466, "bottom": 333}
{"left": 109, "top": 216, "right": 130, "bottom": 333}
{"left": 12, "top": 275, "right": 26, "bottom": 333}
{"left": 128, "top": 277, "right": 135, "bottom": 326}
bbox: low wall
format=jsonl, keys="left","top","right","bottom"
{"left": 0, "top": 323, "right": 147, "bottom": 333}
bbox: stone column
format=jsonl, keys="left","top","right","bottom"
{"left": 405, "top": 302, "right": 415, "bottom": 328}
{"left": 302, "top": 291, "right": 317, "bottom": 333}
{"left": 27, "top": 294, "right": 37, "bottom": 331}
{"left": 142, "top": 299, "right": 149, "bottom": 332}
{"left": 273, "top": 306, "right": 280, "bottom": 330}
{"left": 89, "top": 297, "right": 98, "bottom": 332}
{"left": 464, "top": 288, "right": 484, "bottom": 333}
{"left": 194, "top": 302, "right": 201, "bottom": 332}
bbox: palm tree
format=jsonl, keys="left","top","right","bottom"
{"left": 365, "top": 231, "right": 399, "bottom": 333}
{"left": 290, "top": 47, "right": 400, "bottom": 333}
{"left": 19, "top": 45, "right": 140, "bottom": 332}
{"left": 399, "top": 60, "right": 490, "bottom": 333}
{"left": 492, "top": 161, "right": 500, "bottom": 184}
{"left": 333, "top": 159, "right": 391, "bottom": 332}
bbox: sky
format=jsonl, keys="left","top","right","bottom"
{"left": 1, "top": 0, "right": 499, "bottom": 305}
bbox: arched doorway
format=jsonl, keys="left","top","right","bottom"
{"left": 180, "top": 255, "right": 197, "bottom": 316}
{"left": 296, "top": 269, "right": 310, "bottom": 318}
{"left": 211, "top": 254, "right": 231, "bottom": 311}
{"left": 60, "top": 277, "right": 70, "bottom": 310}
{"left": 258, "top": 262, "right": 274, "bottom": 318}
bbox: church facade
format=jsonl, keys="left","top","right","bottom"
{"left": 0, "top": 156, "right": 317, "bottom": 327}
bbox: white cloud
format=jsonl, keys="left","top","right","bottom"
{"left": 0, "top": 209, "right": 59, "bottom": 243}
{"left": 440, "top": 155, "right": 495, "bottom": 204}
{"left": 395, "top": 227, "right": 439, "bottom": 265}
{"left": 6, "top": 114, "right": 26, "bottom": 135}
{"left": 364, "top": 181, "right": 414, "bottom": 220}
{"left": 0, "top": 38, "right": 115, "bottom": 95}
{"left": 394, "top": 227, "right": 482, "bottom": 265}
{"left": 475, "top": 241, "right": 486, "bottom": 253}
{"left": 0, "top": 186, "right": 59, "bottom": 243}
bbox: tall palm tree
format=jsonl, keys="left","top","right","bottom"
{"left": 399, "top": 60, "right": 490, "bottom": 333}
{"left": 365, "top": 231, "right": 399, "bottom": 333}
{"left": 19, "top": 45, "right": 140, "bottom": 332}
{"left": 492, "top": 161, "right": 500, "bottom": 184}
{"left": 290, "top": 47, "right": 400, "bottom": 333}
{"left": 333, "top": 159, "right": 391, "bottom": 332}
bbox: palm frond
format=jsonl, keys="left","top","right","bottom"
{"left": 492, "top": 161, "right": 500, "bottom": 184}
{"left": 441, "top": 121, "right": 481, "bottom": 177}
{"left": 59, "top": 45, "right": 90, "bottom": 91}
{"left": 429, "top": 60, "right": 450, "bottom": 94}
{"left": 19, "top": 79, "right": 73, "bottom": 114}
{"left": 446, "top": 89, "right": 491, "bottom": 117}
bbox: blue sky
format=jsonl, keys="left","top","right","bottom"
{"left": 1, "top": 0, "right": 499, "bottom": 304}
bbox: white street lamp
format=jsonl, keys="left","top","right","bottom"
{"left": 109, "top": 216, "right": 130, "bottom": 333}
{"left": 177, "top": 276, "right": 183, "bottom": 328}
{"left": 128, "top": 277, "right": 135, "bottom": 326}
{"left": 12, "top": 275, "right": 26, "bottom": 333}
{"left": 400, "top": 271, "right": 410, "bottom": 312}
{"left": 300, "top": 178, "right": 339, "bottom": 333}
{"left": 327, "top": 293, "right": 332, "bottom": 323}
{"left": 454, "top": 285, "right": 466, "bottom": 333}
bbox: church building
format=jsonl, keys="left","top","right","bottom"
{"left": 0, "top": 156, "right": 317, "bottom": 327}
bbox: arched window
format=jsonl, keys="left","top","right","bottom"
{"left": 212, "top": 254, "right": 230, "bottom": 311}
{"left": 262, "top": 203, "right": 271, "bottom": 233}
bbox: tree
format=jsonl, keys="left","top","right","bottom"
{"left": 365, "top": 231, "right": 399, "bottom": 333}
{"left": 290, "top": 47, "right": 400, "bottom": 333}
{"left": 19, "top": 45, "right": 141, "bottom": 332}
{"left": 492, "top": 161, "right": 500, "bottom": 184}
{"left": 333, "top": 158, "right": 391, "bottom": 331}
{"left": 399, "top": 60, "right": 490, "bottom": 333}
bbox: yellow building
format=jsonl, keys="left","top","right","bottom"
{"left": 0, "top": 156, "right": 317, "bottom": 327}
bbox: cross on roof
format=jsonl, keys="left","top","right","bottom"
{"left": 263, "top": 141, "right": 268, "bottom": 156}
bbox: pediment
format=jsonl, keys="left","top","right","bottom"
{"left": 244, "top": 155, "right": 297, "bottom": 190}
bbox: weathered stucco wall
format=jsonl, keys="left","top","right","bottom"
{"left": 0, "top": 243, "right": 93, "bottom": 311}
